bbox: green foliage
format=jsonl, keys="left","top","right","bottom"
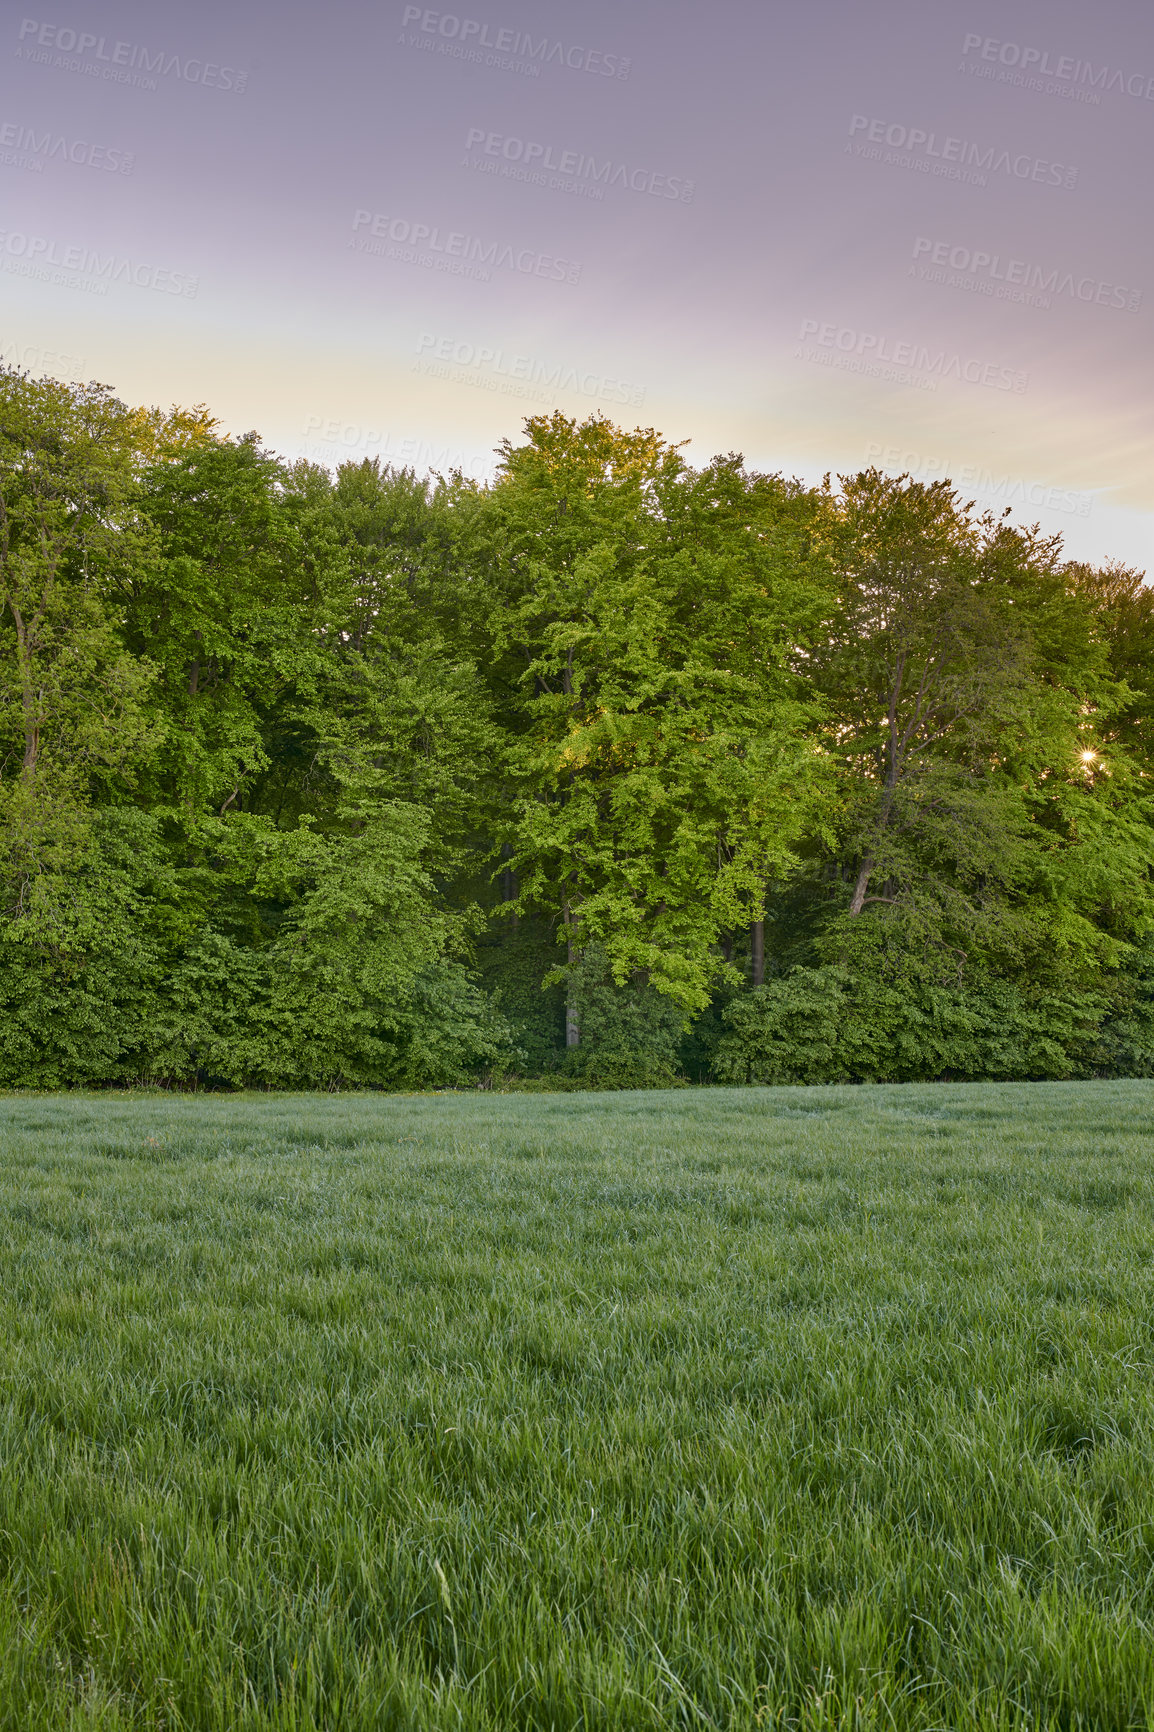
{"left": 474, "top": 416, "right": 831, "bottom": 1011}
{"left": 555, "top": 941, "right": 687, "bottom": 1087}
{"left": 0, "top": 804, "right": 513, "bottom": 1091}
{"left": 1083, "top": 934, "right": 1154, "bottom": 1078}
{"left": 476, "top": 930, "right": 686, "bottom": 1088}
{"left": 0, "top": 371, "right": 159, "bottom": 912}
{"left": 712, "top": 964, "right": 1106, "bottom": 1085}
{"left": 474, "top": 916, "right": 567, "bottom": 1074}
{"left": 2, "top": 368, "right": 1153, "bottom": 1088}
{"left": 0, "top": 809, "right": 174, "bottom": 1087}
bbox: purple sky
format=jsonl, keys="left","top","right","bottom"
{"left": 3, "top": 0, "right": 1152, "bottom": 567}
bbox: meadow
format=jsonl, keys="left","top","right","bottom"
{"left": 1, "top": 1082, "right": 1153, "bottom": 1730}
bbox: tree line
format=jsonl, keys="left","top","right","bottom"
{"left": 3, "top": 365, "right": 1153, "bottom": 1088}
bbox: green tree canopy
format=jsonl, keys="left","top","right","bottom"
{"left": 1, "top": 368, "right": 1150, "bottom": 1088}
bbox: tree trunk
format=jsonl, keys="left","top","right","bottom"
{"left": 20, "top": 673, "right": 39, "bottom": 774}
{"left": 565, "top": 947, "right": 580, "bottom": 1048}
{"left": 504, "top": 869, "right": 518, "bottom": 931}
{"left": 501, "top": 844, "right": 517, "bottom": 929}
{"left": 8, "top": 604, "right": 40, "bottom": 776}
{"left": 189, "top": 628, "right": 203, "bottom": 696}
{"left": 751, "top": 919, "right": 765, "bottom": 987}
{"left": 563, "top": 897, "right": 580, "bottom": 1047}
{"left": 850, "top": 775, "right": 898, "bottom": 915}
{"left": 848, "top": 854, "right": 874, "bottom": 916}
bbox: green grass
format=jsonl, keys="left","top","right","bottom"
{"left": 1, "top": 1082, "right": 1154, "bottom": 1729}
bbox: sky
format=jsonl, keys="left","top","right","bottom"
{"left": 3, "top": 0, "right": 1153, "bottom": 569}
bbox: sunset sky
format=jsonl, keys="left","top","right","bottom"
{"left": 3, "top": 0, "right": 1152, "bottom": 568}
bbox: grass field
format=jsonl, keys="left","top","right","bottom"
{"left": 1, "top": 1083, "right": 1154, "bottom": 1729}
